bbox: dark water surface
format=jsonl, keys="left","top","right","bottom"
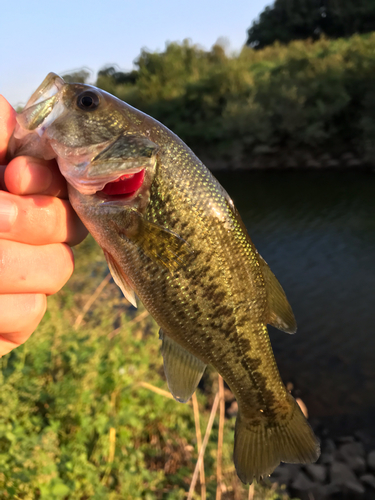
{"left": 216, "top": 169, "right": 375, "bottom": 433}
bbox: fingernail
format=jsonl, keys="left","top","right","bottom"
{"left": 0, "top": 197, "right": 17, "bottom": 231}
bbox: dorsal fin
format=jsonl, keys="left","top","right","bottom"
{"left": 159, "top": 329, "right": 206, "bottom": 403}
{"left": 258, "top": 256, "right": 297, "bottom": 334}
{"left": 103, "top": 250, "right": 137, "bottom": 308}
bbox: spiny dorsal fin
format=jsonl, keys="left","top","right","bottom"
{"left": 258, "top": 255, "right": 297, "bottom": 334}
{"left": 103, "top": 250, "right": 137, "bottom": 308}
{"left": 159, "top": 329, "right": 206, "bottom": 403}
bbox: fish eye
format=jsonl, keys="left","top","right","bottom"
{"left": 77, "top": 91, "right": 100, "bottom": 110}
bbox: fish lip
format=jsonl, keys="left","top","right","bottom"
{"left": 64, "top": 166, "right": 146, "bottom": 196}
{"left": 95, "top": 190, "right": 140, "bottom": 204}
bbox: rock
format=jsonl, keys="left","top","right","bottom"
{"left": 355, "top": 430, "right": 374, "bottom": 448}
{"left": 305, "top": 463, "right": 327, "bottom": 483}
{"left": 285, "top": 157, "right": 298, "bottom": 168}
{"left": 290, "top": 470, "right": 315, "bottom": 499}
{"left": 291, "top": 470, "right": 314, "bottom": 489}
{"left": 306, "top": 158, "right": 321, "bottom": 168}
{"left": 337, "top": 436, "right": 356, "bottom": 444}
{"left": 290, "top": 471, "right": 340, "bottom": 500}
{"left": 341, "top": 152, "right": 355, "bottom": 162}
{"left": 348, "top": 456, "right": 366, "bottom": 475}
{"left": 320, "top": 452, "right": 334, "bottom": 465}
{"left": 331, "top": 461, "right": 365, "bottom": 495}
{"left": 226, "top": 400, "right": 238, "bottom": 418}
{"left": 368, "top": 450, "right": 375, "bottom": 471}
{"left": 336, "top": 442, "right": 366, "bottom": 474}
{"left": 313, "top": 483, "right": 341, "bottom": 500}
{"left": 270, "top": 464, "right": 292, "bottom": 486}
{"left": 327, "top": 159, "right": 340, "bottom": 167}
{"left": 347, "top": 158, "right": 362, "bottom": 167}
{"left": 325, "top": 438, "right": 336, "bottom": 453}
{"left": 223, "top": 388, "right": 234, "bottom": 402}
{"left": 360, "top": 474, "right": 375, "bottom": 489}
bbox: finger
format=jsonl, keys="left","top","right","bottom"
{"left": 0, "top": 294, "right": 47, "bottom": 357}
{"left": 0, "top": 164, "right": 5, "bottom": 191}
{"left": 0, "top": 191, "right": 87, "bottom": 246}
{"left": 0, "top": 95, "right": 16, "bottom": 164}
{"left": 5, "top": 156, "right": 68, "bottom": 199}
{"left": 0, "top": 240, "right": 74, "bottom": 295}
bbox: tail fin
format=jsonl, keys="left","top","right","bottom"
{"left": 233, "top": 393, "right": 320, "bottom": 484}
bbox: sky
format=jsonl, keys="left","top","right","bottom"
{"left": 1, "top": 0, "right": 270, "bottom": 107}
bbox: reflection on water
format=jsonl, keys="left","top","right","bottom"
{"left": 216, "top": 169, "right": 375, "bottom": 431}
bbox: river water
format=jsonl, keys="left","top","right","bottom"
{"left": 216, "top": 169, "right": 375, "bottom": 433}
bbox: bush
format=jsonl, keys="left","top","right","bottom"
{"left": 95, "top": 35, "right": 375, "bottom": 166}
{"left": 0, "top": 236, "right": 286, "bottom": 499}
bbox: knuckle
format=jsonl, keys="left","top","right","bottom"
{"left": 0, "top": 242, "right": 4, "bottom": 278}
{"left": 47, "top": 244, "right": 74, "bottom": 294}
{"left": 27, "top": 294, "right": 47, "bottom": 327}
{"left": 38, "top": 201, "right": 67, "bottom": 243}
{"left": 0, "top": 241, "right": 10, "bottom": 280}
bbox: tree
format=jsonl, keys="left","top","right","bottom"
{"left": 247, "top": 0, "right": 375, "bottom": 48}
{"left": 61, "top": 69, "right": 91, "bottom": 83}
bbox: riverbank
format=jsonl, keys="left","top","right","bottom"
{"left": 271, "top": 429, "right": 375, "bottom": 499}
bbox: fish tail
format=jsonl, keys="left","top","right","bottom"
{"left": 233, "top": 393, "right": 320, "bottom": 484}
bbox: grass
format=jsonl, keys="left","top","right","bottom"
{"left": 0, "top": 235, "right": 293, "bottom": 499}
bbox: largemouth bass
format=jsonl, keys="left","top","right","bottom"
{"left": 8, "top": 73, "right": 320, "bottom": 483}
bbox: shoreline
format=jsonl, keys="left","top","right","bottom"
{"left": 269, "top": 425, "right": 375, "bottom": 499}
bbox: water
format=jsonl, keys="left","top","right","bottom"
{"left": 216, "top": 169, "right": 375, "bottom": 432}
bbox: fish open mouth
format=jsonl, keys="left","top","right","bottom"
{"left": 99, "top": 169, "right": 145, "bottom": 196}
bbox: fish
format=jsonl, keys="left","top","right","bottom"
{"left": 8, "top": 73, "right": 320, "bottom": 483}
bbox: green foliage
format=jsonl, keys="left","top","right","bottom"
{"left": 95, "top": 35, "right": 375, "bottom": 166}
{"left": 62, "top": 69, "right": 91, "bottom": 84}
{"left": 247, "top": 0, "right": 375, "bottom": 48}
{"left": 0, "top": 236, "right": 286, "bottom": 499}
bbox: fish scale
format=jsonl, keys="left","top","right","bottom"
{"left": 8, "top": 72, "right": 320, "bottom": 484}
{"left": 146, "top": 150, "right": 278, "bottom": 412}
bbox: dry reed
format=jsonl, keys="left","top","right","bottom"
{"left": 216, "top": 375, "right": 225, "bottom": 500}
{"left": 188, "top": 392, "right": 220, "bottom": 500}
{"left": 192, "top": 392, "right": 206, "bottom": 500}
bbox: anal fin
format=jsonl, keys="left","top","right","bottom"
{"left": 258, "top": 256, "right": 297, "bottom": 334}
{"left": 159, "top": 329, "right": 206, "bottom": 403}
{"left": 104, "top": 250, "right": 137, "bottom": 308}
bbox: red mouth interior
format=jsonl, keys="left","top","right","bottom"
{"left": 101, "top": 170, "right": 145, "bottom": 196}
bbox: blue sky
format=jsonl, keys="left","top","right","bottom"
{"left": 1, "top": 0, "right": 270, "bottom": 107}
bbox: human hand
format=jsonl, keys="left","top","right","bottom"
{"left": 0, "top": 95, "right": 88, "bottom": 356}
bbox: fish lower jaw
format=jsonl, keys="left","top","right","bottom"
{"left": 66, "top": 169, "right": 146, "bottom": 199}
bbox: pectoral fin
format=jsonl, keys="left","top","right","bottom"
{"left": 103, "top": 250, "right": 137, "bottom": 308}
{"left": 159, "top": 330, "right": 206, "bottom": 403}
{"left": 111, "top": 209, "right": 193, "bottom": 274}
{"left": 259, "top": 256, "right": 297, "bottom": 334}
